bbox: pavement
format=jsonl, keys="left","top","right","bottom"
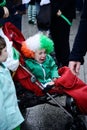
{"left": 21, "top": 13, "right": 87, "bottom": 130}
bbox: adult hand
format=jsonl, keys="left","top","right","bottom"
{"left": 69, "top": 61, "right": 81, "bottom": 75}
{"left": 3, "top": 6, "right": 9, "bottom": 18}
{"left": 57, "top": 10, "right": 62, "bottom": 16}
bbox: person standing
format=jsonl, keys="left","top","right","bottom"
{"left": 0, "top": 36, "right": 24, "bottom": 130}
{"left": 69, "top": 0, "right": 87, "bottom": 75}
{"left": 50, "top": 0, "right": 76, "bottom": 66}
{"left": 35, "top": 0, "right": 41, "bottom": 15}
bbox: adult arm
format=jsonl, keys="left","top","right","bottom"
{"left": 69, "top": 0, "right": 87, "bottom": 75}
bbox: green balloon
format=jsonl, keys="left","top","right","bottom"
{"left": 60, "top": 14, "right": 72, "bottom": 26}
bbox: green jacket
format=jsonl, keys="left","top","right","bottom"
{"left": 25, "top": 54, "right": 59, "bottom": 84}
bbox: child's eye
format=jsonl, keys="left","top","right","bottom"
{"left": 39, "top": 52, "right": 42, "bottom": 55}
{"left": 43, "top": 51, "right": 46, "bottom": 54}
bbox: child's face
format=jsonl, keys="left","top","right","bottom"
{"left": 34, "top": 49, "right": 46, "bottom": 63}
{"left": 0, "top": 47, "right": 8, "bottom": 62}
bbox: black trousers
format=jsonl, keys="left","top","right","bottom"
{"left": 50, "top": 17, "right": 71, "bottom": 66}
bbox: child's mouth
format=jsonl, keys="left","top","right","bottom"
{"left": 40, "top": 58, "right": 45, "bottom": 62}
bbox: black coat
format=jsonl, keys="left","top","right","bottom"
{"left": 69, "top": 0, "right": 87, "bottom": 64}
{"left": 50, "top": 0, "right": 76, "bottom": 21}
{"left": 50, "top": 0, "right": 76, "bottom": 66}
{"left": 0, "top": 7, "right": 4, "bottom": 18}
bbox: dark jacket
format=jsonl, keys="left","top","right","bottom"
{"left": 50, "top": 0, "right": 76, "bottom": 21}
{"left": 69, "top": 0, "right": 87, "bottom": 64}
{"left": 36, "top": 0, "right": 41, "bottom": 2}
{"left": 29, "top": 0, "right": 36, "bottom": 5}
{"left": 0, "top": 7, "right": 4, "bottom": 18}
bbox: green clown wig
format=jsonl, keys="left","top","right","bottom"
{"left": 21, "top": 33, "right": 54, "bottom": 58}
{"left": 0, "top": 0, "right": 6, "bottom": 7}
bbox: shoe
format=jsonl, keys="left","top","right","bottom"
{"left": 28, "top": 20, "right": 33, "bottom": 24}
{"left": 28, "top": 20, "right": 37, "bottom": 25}
{"left": 31, "top": 20, "right": 37, "bottom": 25}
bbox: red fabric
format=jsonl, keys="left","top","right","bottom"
{"left": 3, "top": 22, "right": 25, "bottom": 56}
{"left": 13, "top": 65, "right": 44, "bottom": 96}
{"left": 55, "top": 66, "right": 87, "bottom": 114}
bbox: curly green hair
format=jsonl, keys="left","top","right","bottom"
{"left": 40, "top": 34, "right": 54, "bottom": 54}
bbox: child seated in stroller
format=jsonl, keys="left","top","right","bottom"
{"left": 21, "top": 33, "right": 60, "bottom": 91}
{"left": 21, "top": 33, "right": 87, "bottom": 115}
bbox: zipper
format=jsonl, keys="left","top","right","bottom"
{"left": 39, "top": 64, "right": 46, "bottom": 82}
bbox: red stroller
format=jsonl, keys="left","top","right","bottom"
{"left": 3, "top": 22, "right": 87, "bottom": 130}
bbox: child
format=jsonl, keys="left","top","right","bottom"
{"left": 21, "top": 33, "right": 87, "bottom": 115}
{"left": 0, "top": 36, "right": 24, "bottom": 130}
{"left": 27, "top": 0, "right": 36, "bottom": 24}
{"left": 21, "top": 33, "right": 59, "bottom": 90}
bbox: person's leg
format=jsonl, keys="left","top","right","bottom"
{"left": 50, "top": 18, "right": 70, "bottom": 66}
{"left": 35, "top": 2, "right": 40, "bottom": 15}
{"left": 31, "top": 5, "right": 36, "bottom": 24}
{"left": 27, "top": 4, "right": 32, "bottom": 23}
{"left": 58, "top": 23, "right": 70, "bottom": 66}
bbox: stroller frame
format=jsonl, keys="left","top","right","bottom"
{"left": 16, "top": 64, "right": 86, "bottom": 130}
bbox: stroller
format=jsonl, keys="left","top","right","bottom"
{"left": 3, "top": 22, "right": 87, "bottom": 130}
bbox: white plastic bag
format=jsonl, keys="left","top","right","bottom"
{"left": 40, "top": 0, "right": 50, "bottom": 6}
{"left": 22, "top": 0, "right": 30, "bottom": 4}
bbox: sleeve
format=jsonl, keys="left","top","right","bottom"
{"left": 0, "top": 87, "right": 7, "bottom": 130}
{"left": 0, "top": 7, "right": 4, "bottom": 18}
{"left": 50, "top": 0, "right": 75, "bottom": 15}
{"left": 48, "top": 55, "right": 59, "bottom": 78}
{"left": 69, "top": 1, "right": 87, "bottom": 64}
{"left": 58, "top": 0, "right": 75, "bottom": 12}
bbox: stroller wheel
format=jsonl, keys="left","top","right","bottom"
{"left": 66, "top": 95, "right": 79, "bottom": 115}
{"left": 65, "top": 117, "right": 86, "bottom": 130}
{"left": 65, "top": 122, "right": 77, "bottom": 130}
